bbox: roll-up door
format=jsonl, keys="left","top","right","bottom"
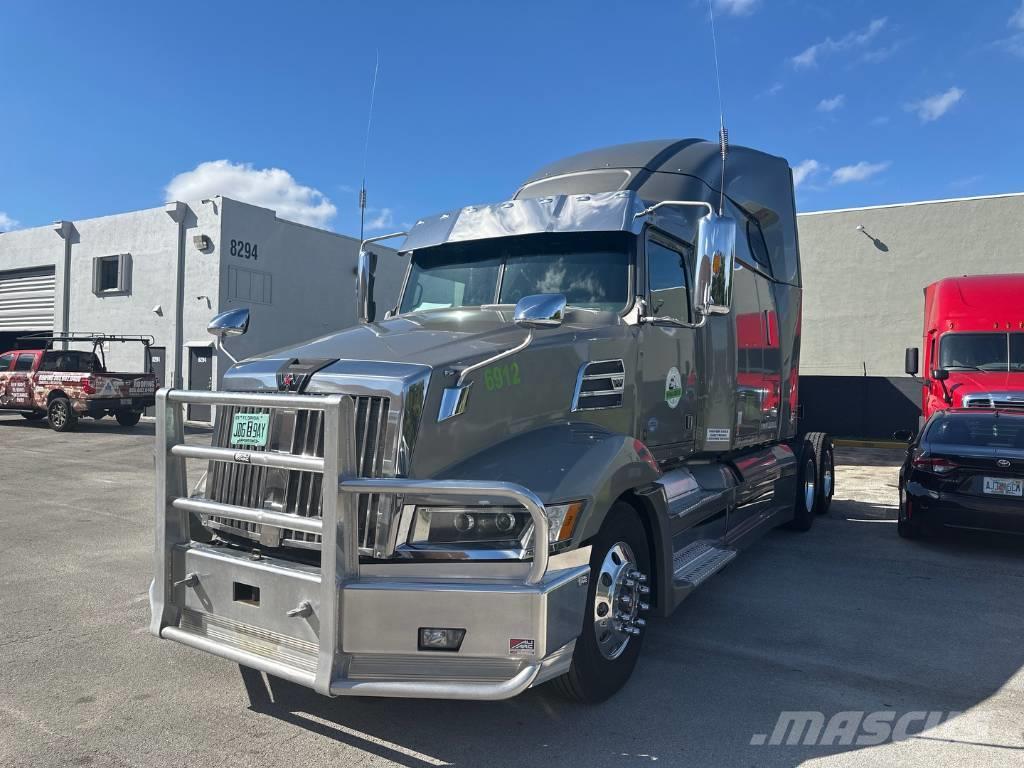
{"left": 0, "top": 267, "right": 56, "bottom": 331}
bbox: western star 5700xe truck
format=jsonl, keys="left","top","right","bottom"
{"left": 150, "top": 139, "right": 834, "bottom": 702}
{"left": 906, "top": 275, "right": 1024, "bottom": 423}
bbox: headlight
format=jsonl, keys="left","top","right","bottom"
{"left": 404, "top": 501, "right": 585, "bottom": 550}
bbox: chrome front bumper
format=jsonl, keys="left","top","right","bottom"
{"left": 150, "top": 388, "right": 589, "bottom": 699}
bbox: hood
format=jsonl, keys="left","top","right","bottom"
{"left": 947, "top": 371, "right": 1024, "bottom": 405}
{"left": 223, "top": 307, "right": 617, "bottom": 390}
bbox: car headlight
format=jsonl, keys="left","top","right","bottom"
{"left": 404, "top": 501, "right": 585, "bottom": 550}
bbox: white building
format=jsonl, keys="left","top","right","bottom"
{"left": 0, "top": 197, "right": 402, "bottom": 421}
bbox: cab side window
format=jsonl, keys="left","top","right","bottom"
{"left": 647, "top": 239, "right": 690, "bottom": 322}
{"left": 0, "top": 352, "right": 14, "bottom": 371}
{"left": 14, "top": 353, "right": 35, "bottom": 372}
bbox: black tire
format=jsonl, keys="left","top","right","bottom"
{"left": 805, "top": 432, "right": 834, "bottom": 515}
{"left": 784, "top": 439, "right": 818, "bottom": 531}
{"left": 47, "top": 396, "right": 78, "bottom": 432}
{"left": 554, "top": 501, "right": 651, "bottom": 704}
{"left": 115, "top": 409, "right": 142, "bottom": 427}
{"left": 20, "top": 411, "right": 44, "bottom": 421}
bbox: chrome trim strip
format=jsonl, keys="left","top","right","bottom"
{"left": 330, "top": 663, "right": 541, "bottom": 700}
{"left": 571, "top": 359, "right": 625, "bottom": 411}
{"left": 162, "top": 626, "right": 317, "bottom": 688}
{"left": 173, "top": 497, "right": 324, "bottom": 536}
{"left": 171, "top": 443, "right": 324, "bottom": 473}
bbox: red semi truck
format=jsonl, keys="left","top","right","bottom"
{"left": 905, "top": 275, "right": 1024, "bottom": 424}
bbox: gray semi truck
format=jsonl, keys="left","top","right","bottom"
{"left": 150, "top": 139, "right": 834, "bottom": 703}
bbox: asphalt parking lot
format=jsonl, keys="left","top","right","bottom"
{"left": 2, "top": 414, "right": 1023, "bottom": 768}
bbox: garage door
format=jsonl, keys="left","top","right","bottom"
{"left": 0, "top": 267, "right": 56, "bottom": 331}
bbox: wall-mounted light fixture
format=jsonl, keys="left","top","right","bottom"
{"left": 193, "top": 234, "right": 213, "bottom": 252}
{"left": 855, "top": 224, "right": 889, "bottom": 253}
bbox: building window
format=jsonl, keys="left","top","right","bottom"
{"left": 92, "top": 254, "right": 131, "bottom": 295}
{"left": 228, "top": 265, "right": 272, "bottom": 305}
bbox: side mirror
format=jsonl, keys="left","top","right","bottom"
{"left": 904, "top": 347, "right": 919, "bottom": 376}
{"left": 207, "top": 307, "right": 250, "bottom": 338}
{"left": 931, "top": 368, "right": 949, "bottom": 381}
{"left": 892, "top": 429, "right": 914, "bottom": 442}
{"left": 357, "top": 249, "right": 377, "bottom": 324}
{"left": 694, "top": 213, "right": 736, "bottom": 317}
{"left": 513, "top": 293, "right": 567, "bottom": 329}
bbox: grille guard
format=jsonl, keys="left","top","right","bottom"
{"left": 150, "top": 387, "right": 553, "bottom": 698}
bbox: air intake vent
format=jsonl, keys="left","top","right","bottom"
{"left": 572, "top": 359, "right": 625, "bottom": 411}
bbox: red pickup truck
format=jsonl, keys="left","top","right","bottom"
{"left": 0, "top": 334, "right": 158, "bottom": 432}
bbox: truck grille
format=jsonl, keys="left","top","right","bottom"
{"left": 963, "top": 394, "right": 1024, "bottom": 411}
{"left": 205, "top": 396, "right": 391, "bottom": 552}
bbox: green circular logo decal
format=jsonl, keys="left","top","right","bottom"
{"left": 665, "top": 366, "right": 682, "bottom": 409}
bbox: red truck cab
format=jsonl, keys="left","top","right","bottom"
{"left": 905, "top": 275, "right": 1024, "bottom": 425}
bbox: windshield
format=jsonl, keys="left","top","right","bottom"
{"left": 927, "top": 413, "right": 1024, "bottom": 449}
{"left": 399, "top": 232, "right": 633, "bottom": 314}
{"left": 939, "top": 333, "right": 1024, "bottom": 372}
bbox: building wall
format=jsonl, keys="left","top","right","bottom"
{"left": 215, "top": 197, "right": 404, "bottom": 371}
{"left": 796, "top": 193, "right": 1024, "bottom": 437}
{"left": 798, "top": 194, "right": 1024, "bottom": 378}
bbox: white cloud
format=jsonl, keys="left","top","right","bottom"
{"left": 1012, "top": 1, "right": 1024, "bottom": 30}
{"left": 907, "top": 87, "right": 964, "bottom": 122}
{"left": 713, "top": 0, "right": 759, "bottom": 16}
{"left": 165, "top": 160, "right": 337, "bottom": 228}
{"left": 830, "top": 161, "right": 891, "bottom": 185}
{"left": 792, "top": 17, "right": 887, "bottom": 68}
{"left": 792, "top": 160, "right": 822, "bottom": 187}
{"left": 364, "top": 207, "right": 394, "bottom": 232}
{"left": 0, "top": 212, "right": 18, "bottom": 232}
{"left": 816, "top": 94, "right": 845, "bottom": 112}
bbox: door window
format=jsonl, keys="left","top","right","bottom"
{"left": 14, "top": 353, "right": 35, "bottom": 372}
{"left": 647, "top": 240, "right": 690, "bottom": 322}
{"left": 0, "top": 352, "right": 14, "bottom": 370}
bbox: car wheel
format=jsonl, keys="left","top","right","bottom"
{"left": 785, "top": 439, "right": 818, "bottom": 531}
{"left": 20, "top": 411, "right": 44, "bottom": 421}
{"left": 554, "top": 501, "right": 651, "bottom": 703}
{"left": 805, "top": 432, "right": 834, "bottom": 514}
{"left": 47, "top": 397, "right": 78, "bottom": 432}
{"left": 115, "top": 409, "right": 142, "bottom": 427}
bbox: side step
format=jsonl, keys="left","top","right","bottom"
{"left": 672, "top": 541, "right": 737, "bottom": 588}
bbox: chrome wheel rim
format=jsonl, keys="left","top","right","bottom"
{"left": 823, "top": 450, "right": 834, "bottom": 498}
{"left": 51, "top": 402, "right": 67, "bottom": 428}
{"left": 803, "top": 459, "right": 816, "bottom": 512}
{"left": 593, "top": 541, "right": 649, "bottom": 660}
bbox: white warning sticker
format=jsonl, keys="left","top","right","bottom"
{"left": 706, "top": 428, "right": 731, "bottom": 442}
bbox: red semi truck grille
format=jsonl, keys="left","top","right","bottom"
{"left": 204, "top": 397, "right": 391, "bottom": 551}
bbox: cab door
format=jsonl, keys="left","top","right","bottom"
{"left": 0, "top": 352, "right": 15, "bottom": 406}
{"left": 639, "top": 233, "right": 697, "bottom": 457}
{"left": 9, "top": 351, "right": 37, "bottom": 408}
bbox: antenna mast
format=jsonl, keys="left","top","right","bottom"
{"left": 359, "top": 50, "right": 380, "bottom": 243}
{"left": 707, "top": 0, "right": 728, "bottom": 215}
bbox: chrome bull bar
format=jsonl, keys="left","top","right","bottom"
{"left": 150, "top": 387, "right": 555, "bottom": 699}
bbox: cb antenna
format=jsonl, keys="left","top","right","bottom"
{"left": 359, "top": 50, "right": 380, "bottom": 243}
{"left": 708, "top": 0, "right": 728, "bottom": 215}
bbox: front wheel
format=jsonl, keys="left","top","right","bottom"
{"left": 47, "top": 397, "right": 78, "bottom": 432}
{"left": 554, "top": 502, "right": 651, "bottom": 703}
{"left": 115, "top": 409, "right": 142, "bottom": 427}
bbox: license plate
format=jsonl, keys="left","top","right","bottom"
{"left": 230, "top": 413, "right": 270, "bottom": 447}
{"left": 983, "top": 477, "right": 1023, "bottom": 497}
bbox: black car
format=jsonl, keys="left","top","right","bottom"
{"left": 898, "top": 409, "right": 1024, "bottom": 538}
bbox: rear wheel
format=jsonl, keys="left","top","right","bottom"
{"left": 20, "top": 411, "right": 44, "bottom": 421}
{"left": 785, "top": 440, "right": 818, "bottom": 531}
{"left": 555, "top": 502, "right": 651, "bottom": 704}
{"left": 115, "top": 409, "right": 142, "bottom": 427}
{"left": 47, "top": 397, "right": 78, "bottom": 432}
{"left": 805, "top": 432, "right": 834, "bottom": 514}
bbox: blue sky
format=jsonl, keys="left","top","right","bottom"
{"left": 1, "top": 0, "right": 1021, "bottom": 236}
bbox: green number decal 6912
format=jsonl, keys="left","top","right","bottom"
{"left": 484, "top": 362, "right": 521, "bottom": 391}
